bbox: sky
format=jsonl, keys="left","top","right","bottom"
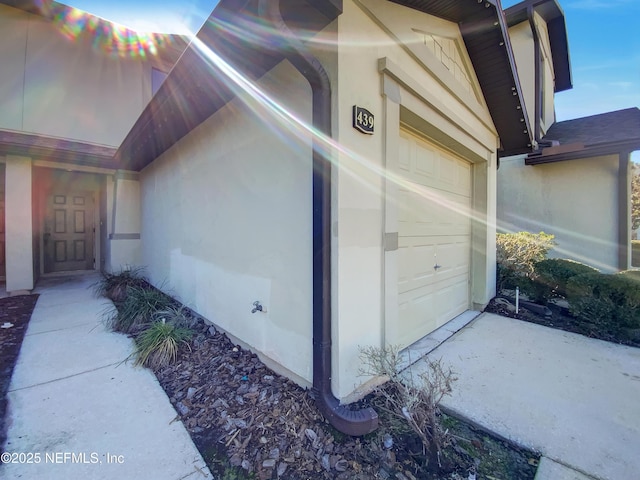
{"left": 67, "top": 0, "right": 639, "bottom": 147}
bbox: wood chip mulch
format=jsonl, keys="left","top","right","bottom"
{"left": 0, "top": 294, "right": 39, "bottom": 452}
{"left": 152, "top": 322, "right": 401, "bottom": 480}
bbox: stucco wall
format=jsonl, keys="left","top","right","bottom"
{"left": 536, "top": 16, "right": 556, "bottom": 131}
{"left": 508, "top": 12, "right": 556, "bottom": 139}
{"left": 497, "top": 155, "right": 619, "bottom": 272}
{"left": 108, "top": 173, "right": 141, "bottom": 271}
{"left": 4, "top": 156, "right": 34, "bottom": 292}
{"left": 509, "top": 22, "right": 536, "bottom": 136}
{"left": 140, "top": 0, "right": 498, "bottom": 402}
{"left": 0, "top": 3, "right": 153, "bottom": 146}
{"left": 140, "top": 60, "right": 314, "bottom": 386}
{"left": 332, "top": 0, "right": 498, "bottom": 400}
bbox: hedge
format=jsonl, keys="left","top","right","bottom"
{"left": 532, "top": 259, "right": 599, "bottom": 301}
{"left": 567, "top": 272, "right": 640, "bottom": 338}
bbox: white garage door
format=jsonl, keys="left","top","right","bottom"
{"left": 396, "top": 129, "right": 471, "bottom": 348}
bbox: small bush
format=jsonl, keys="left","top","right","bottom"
{"left": 359, "top": 345, "right": 456, "bottom": 472}
{"left": 93, "top": 267, "right": 146, "bottom": 304}
{"left": 496, "top": 232, "right": 555, "bottom": 291}
{"left": 105, "top": 285, "right": 173, "bottom": 334}
{"left": 567, "top": 272, "right": 640, "bottom": 338}
{"left": 134, "top": 319, "right": 192, "bottom": 369}
{"left": 632, "top": 241, "right": 640, "bottom": 268}
{"left": 532, "top": 259, "right": 599, "bottom": 300}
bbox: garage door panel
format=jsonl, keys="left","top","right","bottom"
{"left": 415, "top": 142, "right": 437, "bottom": 178}
{"left": 399, "top": 238, "right": 468, "bottom": 294}
{"left": 400, "top": 134, "right": 471, "bottom": 197}
{"left": 435, "top": 281, "right": 469, "bottom": 320}
{"left": 398, "top": 242, "right": 436, "bottom": 290}
{"left": 395, "top": 129, "right": 471, "bottom": 349}
{"left": 398, "top": 137, "right": 411, "bottom": 171}
{"left": 436, "top": 239, "right": 471, "bottom": 272}
{"left": 399, "top": 192, "right": 471, "bottom": 238}
{"left": 398, "top": 291, "right": 439, "bottom": 346}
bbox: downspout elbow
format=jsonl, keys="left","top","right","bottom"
{"left": 258, "top": 0, "right": 378, "bottom": 437}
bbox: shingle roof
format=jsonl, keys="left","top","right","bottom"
{"left": 526, "top": 108, "right": 640, "bottom": 164}
{"left": 543, "top": 108, "right": 640, "bottom": 146}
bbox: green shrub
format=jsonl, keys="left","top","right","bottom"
{"left": 496, "top": 231, "right": 555, "bottom": 291}
{"left": 567, "top": 272, "right": 640, "bottom": 338}
{"left": 632, "top": 241, "right": 640, "bottom": 268}
{"left": 533, "top": 259, "right": 599, "bottom": 300}
{"left": 105, "top": 285, "right": 173, "bottom": 334}
{"left": 92, "top": 266, "right": 146, "bottom": 304}
{"left": 619, "top": 269, "right": 640, "bottom": 282}
{"left": 134, "top": 319, "right": 192, "bottom": 369}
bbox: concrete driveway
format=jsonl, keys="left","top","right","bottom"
{"left": 409, "top": 313, "right": 640, "bottom": 480}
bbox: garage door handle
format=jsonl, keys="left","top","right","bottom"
{"left": 434, "top": 264, "right": 441, "bottom": 270}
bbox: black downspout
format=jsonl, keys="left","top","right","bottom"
{"left": 258, "top": 1, "right": 378, "bottom": 436}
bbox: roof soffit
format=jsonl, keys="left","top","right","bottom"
{"left": 114, "top": 0, "right": 341, "bottom": 170}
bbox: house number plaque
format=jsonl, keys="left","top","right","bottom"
{"left": 353, "top": 105, "right": 374, "bottom": 134}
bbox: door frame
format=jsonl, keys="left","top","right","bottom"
{"left": 35, "top": 167, "right": 103, "bottom": 276}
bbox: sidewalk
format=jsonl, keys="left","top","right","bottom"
{"left": 1, "top": 274, "right": 213, "bottom": 480}
{"left": 409, "top": 313, "right": 640, "bottom": 480}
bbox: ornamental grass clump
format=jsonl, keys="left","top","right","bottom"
{"left": 134, "top": 319, "right": 192, "bottom": 369}
{"left": 92, "top": 266, "right": 147, "bottom": 304}
{"left": 104, "top": 284, "right": 173, "bottom": 334}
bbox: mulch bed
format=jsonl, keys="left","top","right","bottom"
{"left": 151, "top": 320, "right": 539, "bottom": 480}
{"left": 484, "top": 296, "right": 640, "bottom": 349}
{"left": 0, "top": 294, "right": 39, "bottom": 452}
{"left": 0, "top": 288, "right": 539, "bottom": 479}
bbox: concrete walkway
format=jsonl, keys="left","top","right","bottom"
{"left": 1, "top": 274, "right": 213, "bottom": 480}
{"left": 410, "top": 313, "right": 640, "bottom": 480}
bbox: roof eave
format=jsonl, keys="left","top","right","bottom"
{"left": 525, "top": 139, "right": 640, "bottom": 165}
{"left": 114, "top": 0, "right": 343, "bottom": 171}
{"left": 0, "top": 129, "right": 118, "bottom": 169}
{"left": 391, "top": 0, "right": 534, "bottom": 156}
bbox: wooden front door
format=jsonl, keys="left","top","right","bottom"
{"left": 44, "top": 192, "right": 94, "bottom": 273}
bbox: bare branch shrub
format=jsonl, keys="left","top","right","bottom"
{"left": 359, "top": 345, "right": 457, "bottom": 471}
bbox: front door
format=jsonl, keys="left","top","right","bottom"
{"left": 44, "top": 192, "right": 95, "bottom": 273}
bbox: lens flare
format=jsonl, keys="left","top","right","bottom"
{"left": 187, "top": 26, "right": 477, "bottom": 228}
{"left": 34, "top": 0, "right": 175, "bottom": 58}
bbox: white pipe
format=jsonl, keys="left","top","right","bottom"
{"left": 515, "top": 287, "right": 520, "bottom": 314}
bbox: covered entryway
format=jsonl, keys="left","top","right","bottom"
{"left": 395, "top": 128, "right": 472, "bottom": 348}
